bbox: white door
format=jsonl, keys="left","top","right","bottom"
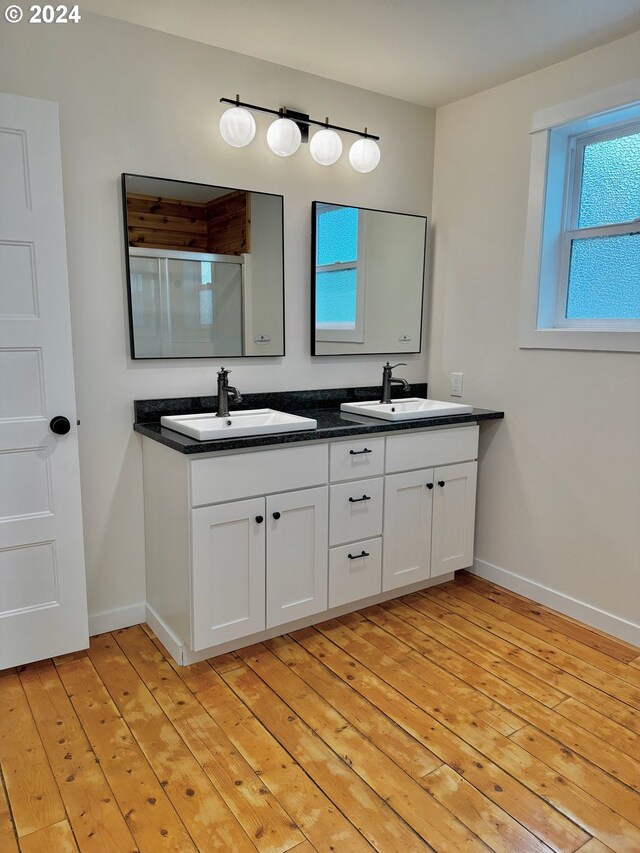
{"left": 431, "top": 461, "right": 477, "bottom": 577}
{"left": 0, "top": 93, "right": 88, "bottom": 668}
{"left": 266, "top": 486, "right": 328, "bottom": 628}
{"left": 191, "top": 498, "right": 266, "bottom": 650}
{"left": 382, "top": 468, "right": 433, "bottom": 592}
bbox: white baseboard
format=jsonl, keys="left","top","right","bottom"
{"left": 145, "top": 573, "right": 454, "bottom": 666}
{"left": 145, "top": 604, "right": 185, "bottom": 664}
{"left": 88, "top": 602, "right": 147, "bottom": 636}
{"left": 471, "top": 558, "right": 640, "bottom": 647}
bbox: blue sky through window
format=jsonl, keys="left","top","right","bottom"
{"left": 567, "top": 233, "right": 640, "bottom": 319}
{"left": 578, "top": 129, "right": 640, "bottom": 228}
{"left": 316, "top": 206, "right": 358, "bottom": 266}
{"left": 316, "top": 206, "right": 359, "bottom": 326}
{"left": 567, "top": 128, "right": 640, "bottom": 320}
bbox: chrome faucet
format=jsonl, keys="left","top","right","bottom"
{"left": 381, "top": 362, "right": 410, "bottom": 404}
{"left": 216, "top": 367, "right": 243, "bottom": 417}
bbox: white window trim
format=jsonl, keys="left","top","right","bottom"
{"left": 520, "top": 78, "right": 640, "bottom": 352}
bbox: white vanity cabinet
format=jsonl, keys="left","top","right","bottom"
{"left": 382, "top": 468, "right": 434, "bottom": 590}
{"left": 264, "top": 486, "right": 328, "bottom": 629}
{"left": 430, "top": 460, "right": 477, "bottom": 576}
{"left": 382, "top": 459, "right": 477, "bottom": 591}
{"left": 382, "top": 425, "right": 478, "bottom": 590}
{"left": 191, "top": 498, "right": 266, "bottom": 649}
{"left": 143, "top": 440, "right": 329, "bottom": 655}
{"left": 141, "top": 422, "right": 480, "bottom": 664}
{"left": 191, "top": 486, "right": 328, "bottom": 649}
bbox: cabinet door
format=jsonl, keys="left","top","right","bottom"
{"left": 266, "top": 486, "right": 328, "bottom": 629}
{"left": 382, "top": 468, "right": 434, "bottom": 592}
{"left": 431, "top": 461, "right": 477, "bottom": 577}
{"left": 191, "top": 498, "right": 266, "bottom": 650}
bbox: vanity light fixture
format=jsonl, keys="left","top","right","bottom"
{"left": 219, "top": 96, "right": 380, "bottom": 171}
{"left": 310, "top": 121, "right": 343, "bottom": 166}
{"left": 218, "top": 105, "right": 256, "bottom": 148}
{"left": 266, "top": 117, "right": 302, "bottom": 157}
{"left": 349, "top": 132, "right": 381, "bottom": 174}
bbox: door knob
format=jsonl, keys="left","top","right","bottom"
{"left": 255, "top": 515, "right": 264, "bottom": 524}
{"left": 272, "top": 511, "right": 281, "bottom": 520}
{"left": 426, "top": 482, "right": 434, "bottom": 489}
{"left": 50, "top": 416, "right": 71, "bottom": 435}
{"left": 438, "top": 480, "right": 445, "bottom": 487}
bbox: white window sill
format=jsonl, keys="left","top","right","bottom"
{"left": 519, "top": 327, "right": 640, "bottom": 352}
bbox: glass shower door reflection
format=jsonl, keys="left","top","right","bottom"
{"left": 167, "top": 258, "right": 243, "bottom": 357}
{"left": 129, "top": 251, "right": 244, "bottom": 357}
{"left": 129, "top": 255, "right": 164, "bottom": 356}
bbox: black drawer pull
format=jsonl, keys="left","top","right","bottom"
{"left": 272, "top": 511, "right": 281, "bottom": 520}
{"left": 426, "top": 482, "right": 434, "bottom": 489}
{"left": 255, "top": 515, "right": 264, "bottom": 524}
{"left": 438, "top": 480, "right": 445, "bottom": 487}
{"left": 348, "top": 550, "right": 370, "bottom": 560}
{"left": 349, "top": 495, "right": 371, "bottom": 503}
{"left": 349, "top": 448, "right": 372, "bottom": 455}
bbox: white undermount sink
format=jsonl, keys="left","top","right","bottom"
{"left": 161, "top": 409, "right": 317, "bottom": 440}
{"left": 340, "top": 397, "right": 473, "bottom": 421}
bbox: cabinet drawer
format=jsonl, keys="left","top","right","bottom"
{"left": 329, "top": 538, "right": 382, "bottom": 608}
{"left": 385, "top": 425, "right": 478, "bottom": 474}
{"left": 190, "top": 443, "right": 328, "bottom": 507}
{"left": 330, "top": 437, "right": 385, "bottom": 482}
{"left": 330, "top": 477, "right": 383, "bottom": 546}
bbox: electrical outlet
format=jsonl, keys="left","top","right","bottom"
{"left": 450, "top": 372, "right": 463, "bottom": 397}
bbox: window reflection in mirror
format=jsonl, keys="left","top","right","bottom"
{"left": 311, "top": 201, "right": 426, "bottom": 356}
{"left": 122, "top": 174, "right": 284, "bottom": 359}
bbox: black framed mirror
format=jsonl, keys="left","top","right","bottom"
{"left": 311, "top": 201, "right": 426, "bottom": 356}
{"left": 122, "top": 174, "right": 285, "bottom": 359}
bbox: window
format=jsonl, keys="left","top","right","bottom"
{"left": 314, "top": 204, "right": 366, "bottom": 342}
{"left": 199, "top": 260, "right": 214, "bottom": 326}
{"left": 562, "top": 125, "right": 640, "bottom": 324}
{"left": 520, "top": 81, "right": 640, "bottom": 351}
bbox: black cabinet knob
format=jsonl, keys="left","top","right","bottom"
{"left": 426, "top": 482, "right": 434, "bottom": 489}
{"left": 349, "top": 448, "right": 372, "bottom": 456}
{"left": 50, "top": 416, "right": 71, "bottom": 435}
{"left": 438, "top": 480, "right": 445, "bottom": 487}
{"left": 272, "top": 511, "right": 281, "bottom": 520}
{"left": 255, "top": 515, "right": 264, "bottom": 524}
{"left": 349, "top": 495, "right": 371, "bottom": 503}
{"left": 348, "top": 550, "right": 370, "bottom": 560}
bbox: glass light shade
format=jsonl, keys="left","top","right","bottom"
{"left": 349, "top": 137, "right": 381, "bottom": 173}
{"left": 267, "top": 118, "right": 301, "bottom": 157}
{"left": 310, "top": 128, "right": 343, "bottom": 165}
{"left": 219, "top": 107, "right": 256, "bottom": 148}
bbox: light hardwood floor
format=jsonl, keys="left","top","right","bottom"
{"left": 1, "top": 572, "right": 639, "bottom": 852}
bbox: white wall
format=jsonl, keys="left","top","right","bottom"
{"left": 0, "top": 14, "right": 434, "bottom": 625}
{"left": 430, "top": 31, "right": 640, "bottom": 639}
{"left": 244, "top": 192, "right": 284, "bottom": 356}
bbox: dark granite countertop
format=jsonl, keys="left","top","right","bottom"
{"left": 133, "top": 384, "right": 503, "bottom": 455}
